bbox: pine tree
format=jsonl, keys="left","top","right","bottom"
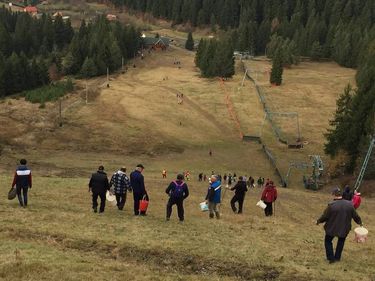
{"left": 0, "top": 22, "right": 11, "bottom": 56}
{"left": 325, "top": 41, "right": 375, "bottom": 172}
{"left": 195, "top": 38, "right": 206, "bottom": 68}
{"left": 185, "top": 32, "right": 194, "bottom": 51}
{"left": 324, "top": 84, "right": 355, "bottom": 157}
{"left": 214, "top": 37, "right": 235, "bottom": 78}
{"left": 80, "top": 57, "right": 97, "bottom": 78}
{"left": 0, "top": 52, "right": 5, "bottom": 96}
{"left": 310, "top": 41, "right": 323, "bottom": 60}
{"left": 202, "top": 39, "right": 217, "bottom": 77}
{"left": 270, "top": 48, "right": 283, "bottom": 85}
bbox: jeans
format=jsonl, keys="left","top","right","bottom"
{"left": 16, "top": 186, "right": 28, "bottom": 207}
{"left": 325, "top": 235, "right": 346, "bottom": 261}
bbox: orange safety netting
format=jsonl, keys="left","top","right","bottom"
{"left": 219, "top": 78, "right": 244, "bottom": 139}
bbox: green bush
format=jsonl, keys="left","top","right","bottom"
{"left": 23, "top": 79, "right": 74, "bottom": 104}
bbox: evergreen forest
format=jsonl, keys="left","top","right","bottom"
{"left": 110, "top": 0, "right": 374, "bottom": 68}
{"left": 0, "top": 6, "right": 141, "bottom": 97}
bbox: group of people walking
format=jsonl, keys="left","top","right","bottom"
{"left": 88, "top": 164, "right": 147, "bottom": 215}
{"left": 9, "top": 159, "right": 365, "bottom": 264}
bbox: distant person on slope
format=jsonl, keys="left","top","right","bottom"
{"left": 130, "top": 164, "right": 148, "bottom": 216}
{"left": 317, "top": 187, "right": 363, "bottom": 264}
{"left": 162, "top": 169, "right": 167, "bottom": 179}
{"left": 12, "top": 159, "right": 32, "bottom": 207}
{"left": 110, "top": 167, "right": 132, "bottom": 211}
{"left": 165, "top": 174, "right": 189, "bottom": 222}
{"left": 261, "top": 181, "right": 277, "bottom": 216}
{"left": 230, "top": 176, "right": 248, "bottom": 214}
{"left": 89, "top": 165, "right": 110, "bottom": 213}
{"left": 205, "top": 175, "right": 222, "bottom": 219}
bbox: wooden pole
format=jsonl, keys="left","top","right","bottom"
{"left": 241, "top": 69, "right": 248, "bottom": 87}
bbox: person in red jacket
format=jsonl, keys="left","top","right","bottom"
{"left": 261, "top": 181, "right": 277, "bottom": 216}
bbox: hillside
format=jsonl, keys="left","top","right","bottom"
{"left": 0, "top": 44, "right": 374, "bottom": 281}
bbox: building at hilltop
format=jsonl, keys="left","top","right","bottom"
{"left": 141, "top": 37, "right": 170, "bottom": 51}
{"left": 24, "top": 6, "right": 37, "bottom": 15}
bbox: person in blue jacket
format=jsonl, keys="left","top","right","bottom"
{"left": 205, "top": 175, "right": 222, "bottom": 219}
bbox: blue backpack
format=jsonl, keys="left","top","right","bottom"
{"left": 172, "top": 181, "right": 185, "bottom": 199}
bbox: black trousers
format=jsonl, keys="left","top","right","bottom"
{"left": 230, "top": 194, "right": 245, "bottom": 213}
{"left": 133, "top": 192, "right": 147, "bottom": 215}
{"left": 16, "top": 186, "right": 28, "bottom": 206}
{"left": 264, "top": 202, "right": 273, "bottom": 216}
{"left": 115, "top": 193, "right": 127, "bottom": 210}
{"left": 325, "top": 235, "right": 346, "bottom": 261}
{"left": 92, "top": 192, "right": 106, "bottom": 213}
{"left": 166, "top": 198, "right": 184, "bottom": 221}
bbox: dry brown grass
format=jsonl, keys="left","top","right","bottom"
{"left": 0, "top": 174, "right": 374, "bottom": 281}
{"left": 0, "top": 39, "right": 372, "bottom": 281}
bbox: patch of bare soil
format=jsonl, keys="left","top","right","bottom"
{"left": 2, "top": 227, "right": 280, "bottom": 281}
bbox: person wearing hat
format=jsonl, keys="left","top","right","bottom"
{"left": 12, "top": 159, "right": 32, "bottom": 207}
{"left": 130, "top": 164, "right": 148, "bottom": 216}
{"left": 89, "top": 165, "right": 110, "bottom": 213}
{"left": 165, "top": 174, "right": 189, "bottom": 222}
{"left": 261, "top": 180, "right": 277, "bottom": 216}
{"left": 316, "top": 187, "right": 363, "bottom": 264}
{"left": 229, "top": 176, "right": 248, "bottom": 214}
{"left": 205, "top": 175, "right": 222, "bottom": 219}
{"left": 110, "top": 167, "right": 132, "bottom": 211}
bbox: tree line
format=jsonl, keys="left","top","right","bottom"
{"left": 0, "top": 6, "right": 141, "bottom": 97}
{"left": 109, "top": 0, "right": 374, "bottom": 68}
{"left": 325, "top": 41, "right": 375, "bottom": 175}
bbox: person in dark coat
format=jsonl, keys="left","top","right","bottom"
{"left": 230, "top": 176, "right": 248, "bottom": 214}
{"left": 342, "top": 185, "right": 353, "bottom": 201}
{"left": 12, "top": 159, "right": 32, "bottom": 207}
{"left": 110, "top": 167, "right": 132, "bottom": 210}
{"left": 261, "top": 181, "right": 277, "bottom": 216}
{"left": 317, "top": 187, "right": 363, "bottom": 264}
{"left": 130, "top": 164, "right": 147, "bottom": 216}
{"left": 89, "top": 165, "right": 110, "bottom": 213}
{"left": 165, "top": 174, "right": 189, "bottom": 222}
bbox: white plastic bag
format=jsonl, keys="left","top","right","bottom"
{"left": 200, "top": 201, "right": 209, "bottom": 212}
